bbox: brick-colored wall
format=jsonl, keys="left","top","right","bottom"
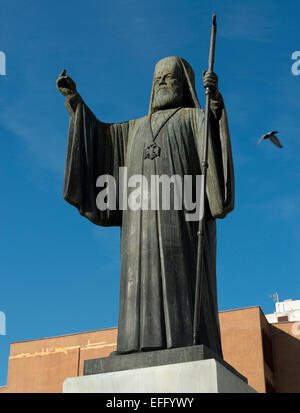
{"left": 219, "top": 306, "right": 266, "bottom": 393}
{"left": 1, "top": 328, "right": 117, "bottom": 393}
{"left": 271, "top": 322, "right": 300, "bottom": 393}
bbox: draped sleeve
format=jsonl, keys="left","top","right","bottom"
{"left": 63, "top": 94, "right": 129, "bottom": 226}
{"left": 192, "top": 93, "right": 235, "bottom": 219}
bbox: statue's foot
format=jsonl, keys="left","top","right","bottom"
{"left": 109, "top": 347, "right": 165, "bottom": 357}
{"left": 108, "top": 350, "right": 135, "bottom": 356}
{"left": 108, "top": 351, "right": 120, "bottom": 357}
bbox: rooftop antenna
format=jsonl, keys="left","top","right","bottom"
{"left": 269, "top": 292, "right": 279, "bottom": 303}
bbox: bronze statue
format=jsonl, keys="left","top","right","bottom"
{"left": 57, "top": 54, "right": 234, "bottom": 358}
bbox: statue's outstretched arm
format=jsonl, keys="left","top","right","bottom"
{"left": 56, "top": 69, "right": 84, "bottom": 120}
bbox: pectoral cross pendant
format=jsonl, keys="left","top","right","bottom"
{"left": 144, "top": 142, "right": 161, "bottom": 160}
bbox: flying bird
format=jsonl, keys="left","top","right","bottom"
{"left": 256, "top": 131, "right": 283, "bottom": 148}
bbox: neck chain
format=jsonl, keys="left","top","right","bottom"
{"left": 144, "top": 107, "right": 182, "bottom": 160}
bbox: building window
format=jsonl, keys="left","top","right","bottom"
{"left": 277, "top": 316, "right": 288, "bottom": 323}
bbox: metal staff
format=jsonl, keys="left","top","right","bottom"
{"left": 193, "top": 14, "right": 217, "bottom": 346}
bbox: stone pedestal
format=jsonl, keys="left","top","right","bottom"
{"left": 63, "top": 345, "right": 256, "bottom": 393}
{"left": 63, "top": 359, "right": 255, "bottom": 393}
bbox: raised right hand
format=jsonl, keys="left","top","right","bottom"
{"left": 56, "top": 69, "right": 77, "bottom": 97}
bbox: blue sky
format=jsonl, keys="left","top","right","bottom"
{"left": 0, "top": 0, "right": 300, "bottom": 386}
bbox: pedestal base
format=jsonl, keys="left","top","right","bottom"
{"left": 83, "top": 344, "right": 245, "bottom": 380}
{"left": 63, "top": 358, "right": 256, "bottom": 393}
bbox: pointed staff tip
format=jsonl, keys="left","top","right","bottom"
{"left": 212, "top": 14, "right": 217, "bottom": 26}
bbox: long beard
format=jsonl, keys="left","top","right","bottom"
{"left": 152, "top": 87, "right": 182, "bottom": 111}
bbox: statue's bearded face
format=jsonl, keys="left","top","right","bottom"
{"left": 152, "top": 60, "right": 183, "bottom": 112}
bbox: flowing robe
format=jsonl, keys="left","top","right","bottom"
{"left": 63, "top": 93, "right": 234, "bottom": 357}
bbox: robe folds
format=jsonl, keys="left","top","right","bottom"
{"left": 63, "top": 93, "right": 234, "bottom": 358}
